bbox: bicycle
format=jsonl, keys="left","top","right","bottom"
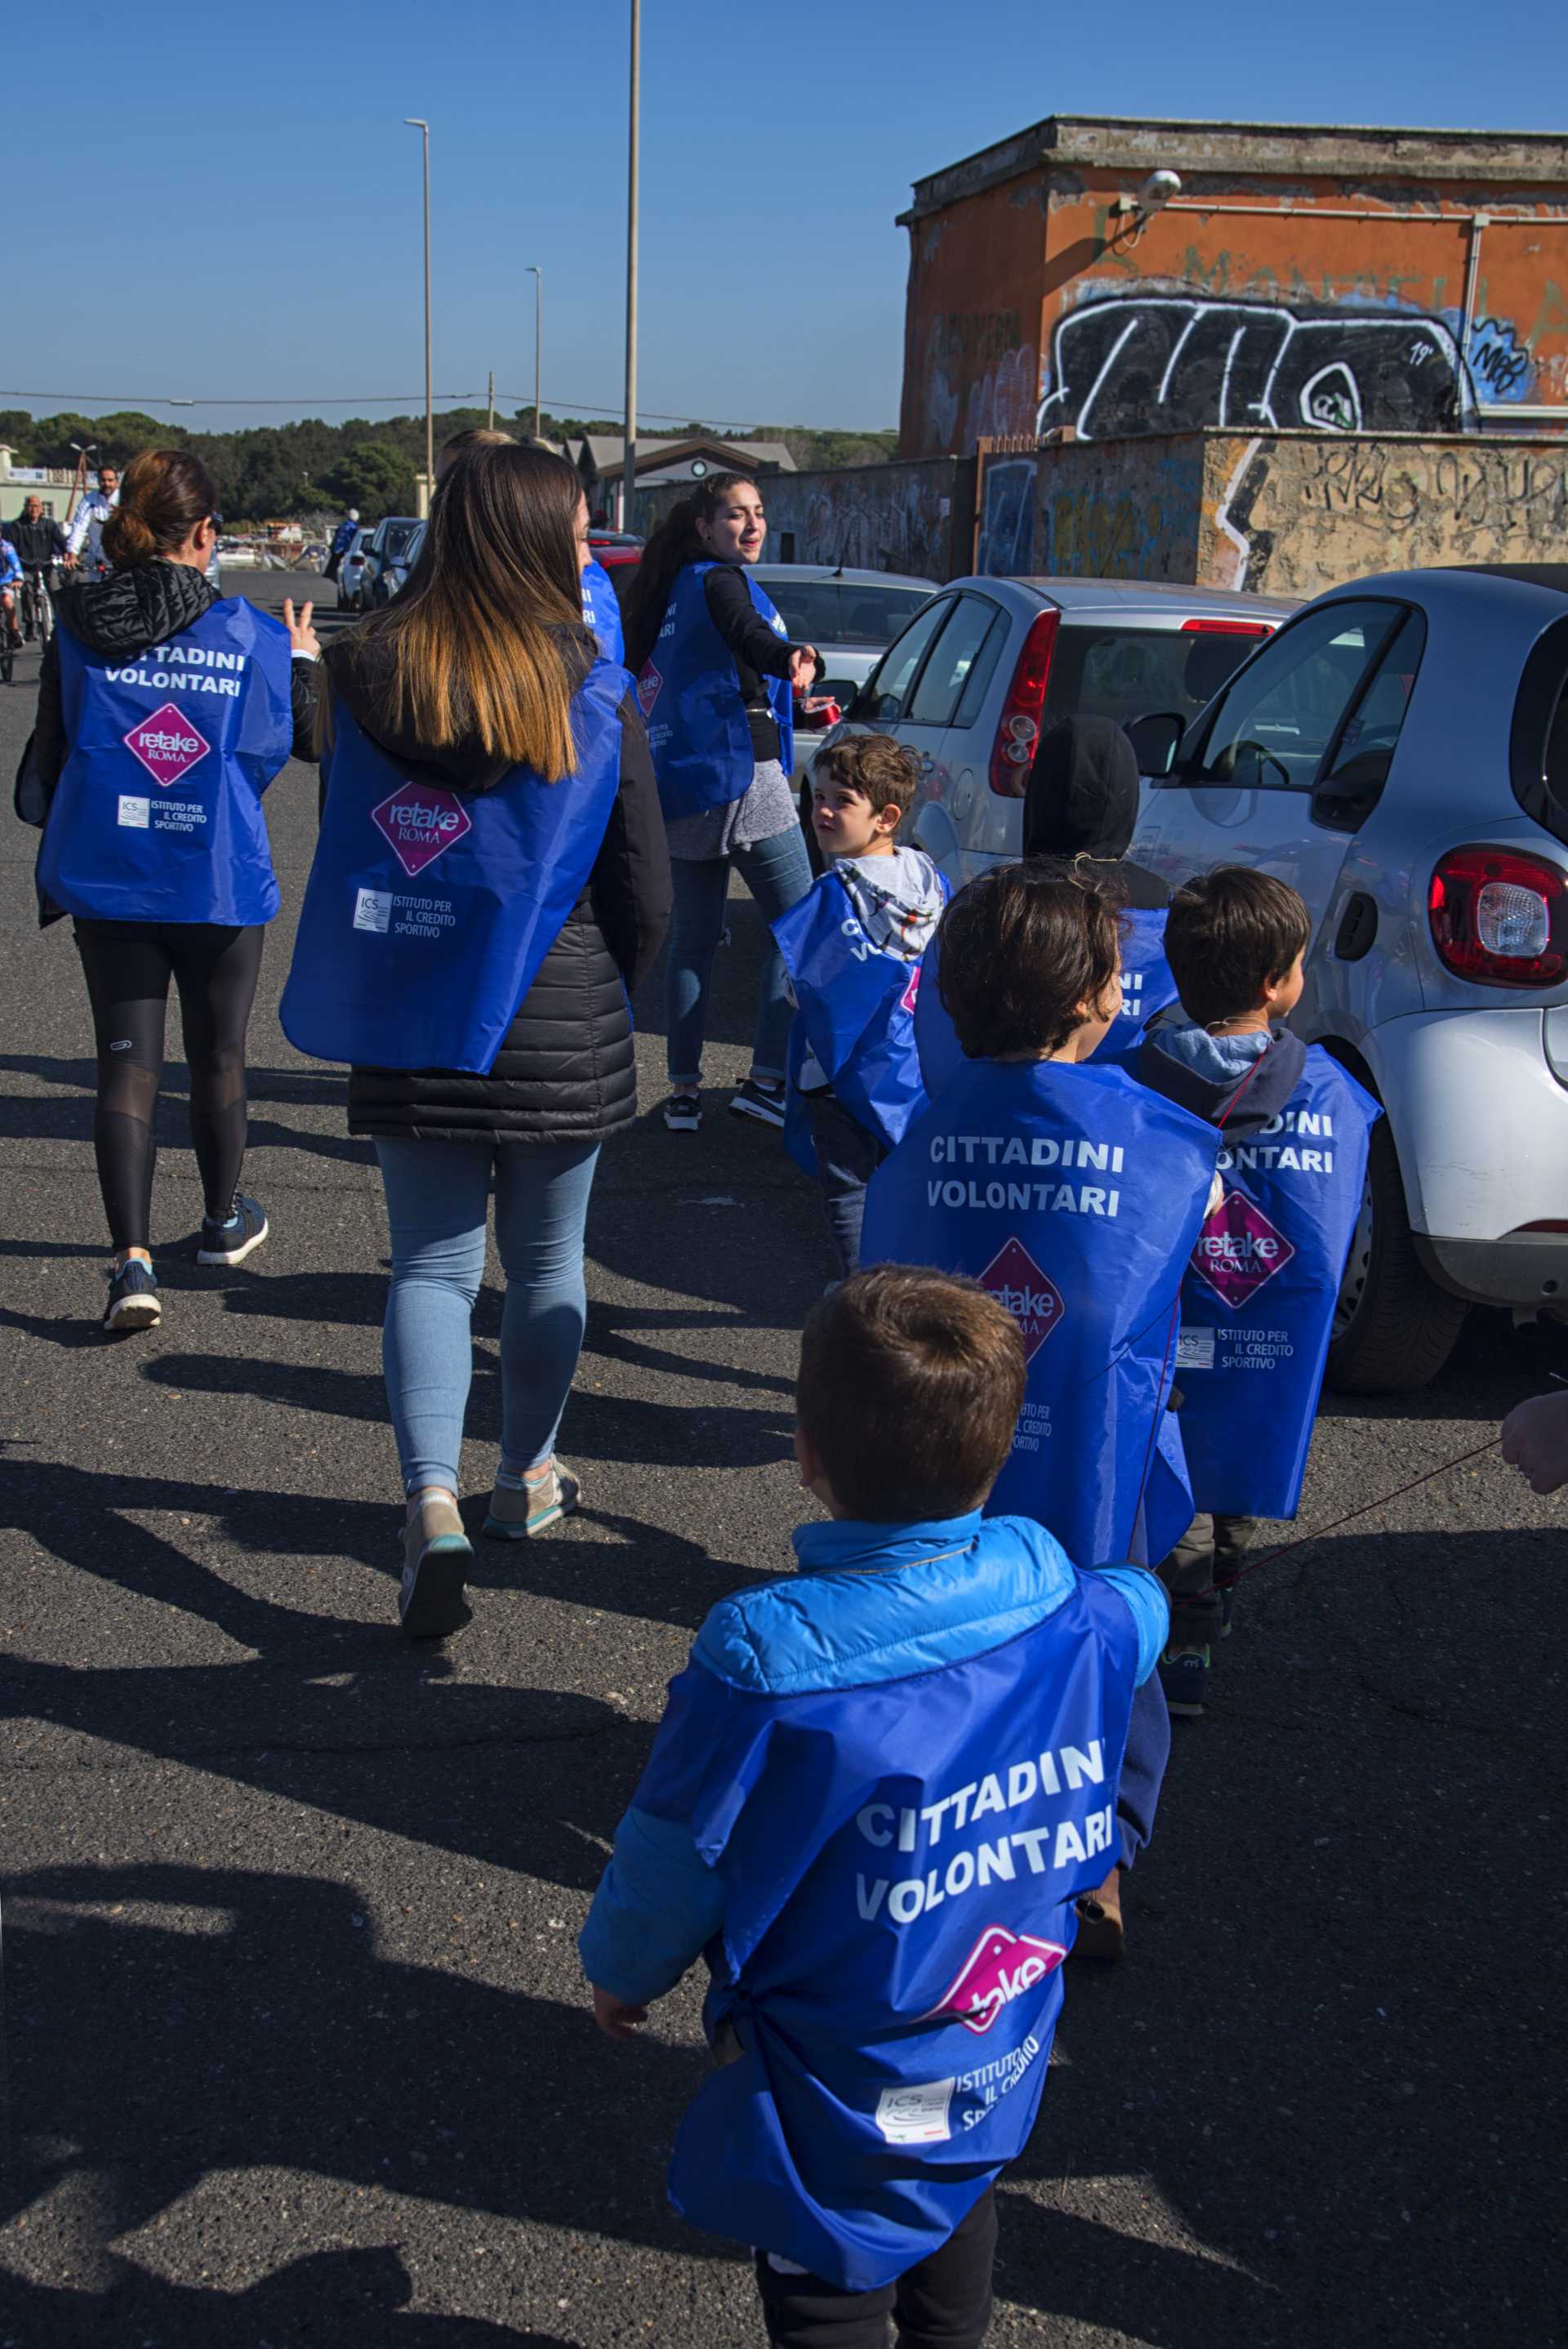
{"left": 20, "top": 564, "right": 55, "bottom": 649}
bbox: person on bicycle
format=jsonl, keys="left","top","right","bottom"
{"left": 64, "top": 465, "right": 121, "bottom": 577}
{"left": 4, "top": 497, "right": 67, "bottom": 641}
{"left": 0, "top": 533, "right": 24, "bottom": 648}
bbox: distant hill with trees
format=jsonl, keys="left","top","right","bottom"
{"left": 0, "top": 408, "right": 898, "bottom": 527}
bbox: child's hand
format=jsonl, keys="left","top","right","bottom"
{"left": 1500, "top": 1390, "right": 1568, "bottom": 1495}
{"left": 592, "top": 1985, "right": 650, "bottom": 2042}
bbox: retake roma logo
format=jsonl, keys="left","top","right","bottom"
{"left": 371, "top": 782, "right": 472, "bottom": 880}
{"left": 978, "top": 1237, "right": 1065, "bottom": 1364}
{"left": 123, "top": 703, "right": 211, "bottom": 788}
{"left": 1190, "top": 1188, "right": 1296, "bottom": 1310}
{"left": 929, "top": 1923, "right": 1067, "bottom": 2036}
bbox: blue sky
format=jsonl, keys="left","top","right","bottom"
{"left": 8, "top": 0, "right": 1565, "bottom": 436}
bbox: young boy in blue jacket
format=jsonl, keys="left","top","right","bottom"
{"left": 581, "top": 1266, "right": 1169, "bottom": 2347}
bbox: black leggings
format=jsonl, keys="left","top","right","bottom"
{"left": 74, "top": 919, "right": 265, "bottom": 1252}
{"left": 755, "top": 2187, "right": 996, "bottom": 2347}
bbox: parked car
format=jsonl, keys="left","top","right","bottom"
{"left": 586, "top": 528, "right": 643, "bottom": 592}
{"left": 755, "top": 565, "right": 939, "bottom": 796}
{"left": 336, "top": 526, "right": 375, "bottom": 613}
{"left": 359, "top": 515, "right": 421, "bottom": 609}
{"left": 381, "top": 519, "right": 425, "bottom": 602}
{"left": 1125, "top": 563, "right": 1568, "bottom": 1391}
{"left": 819, "top": 575, "right": 1294, "bottom": 888}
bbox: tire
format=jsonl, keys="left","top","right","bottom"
{"left": 1326, "top": 1112, "right": 1470, "bottom": 1393}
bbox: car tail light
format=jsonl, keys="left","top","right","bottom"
{"left": 987, "top": 609, "right": 1059, "bottom": 797}
{"left": 1180, "top": 616, "right": 1276, "bottom": 636}
{"left": 1428, "top": 845, "right": 1568, "bottom": 987}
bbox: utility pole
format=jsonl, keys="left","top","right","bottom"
{"left": 528, "top": 265, "right": 543, "bottom": 439}
{"left": 404, "top": 118, "right": 433, "bottom": 513}
{"left": 621, "top": 0, "right": 640, "bottom": 530}
{"left": 487, "top": 369, "right": 495, "bottom": 430}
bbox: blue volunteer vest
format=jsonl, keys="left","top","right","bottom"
{"left": 39, "top": 598, "right": 293, "bottom": 924}
{"left": 914, "top": 905, "right": 1178, "bottom": 1099}
{"left": 581, "top": 558, "right": 625, "bottom": 662}
{"left": 279, "top": 657, "right": 628, "bottom": 1074}
{"left": 638, "top": 560, "right": 794, "bottom": 819}
{"left": 775, "top": 865, "right": 950, "bottom": 1167}
{"left": 861, "top": 1059, "right": 1218, "bottom": 1566}
{"left": 1175, "top": 1049, "right": 1379, "bottom": 1519}
{"left": 638, "top": 1554, "right": 1142, "bottom": 2290}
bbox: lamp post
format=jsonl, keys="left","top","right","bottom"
{"left": 622, "top": 0, "right": 640, "bottom": 530}
{"left": 403, "top": 117, "right": 433, "bottom": 513}
{"left": 66, "top": 440, "right": 97, "bottom": 529}
{"left": 527, "top": 265, "right": 543, "bottom": 440}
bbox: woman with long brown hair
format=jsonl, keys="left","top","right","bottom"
{"left": 283, "top": 444, "right": 670, "bottom": 1638}
{"left": 622, "top": 474, "right": 817, "bottom": 1133}
{"left": 24, "top": 448, "right": 319, "bottom": 1331}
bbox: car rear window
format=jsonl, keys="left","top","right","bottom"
{"left": 1044, "top": 622, "right": 1266, "bottom": 731}
{"left": 764, "top": 582, "right": 932, "bottom": 648}
{"left": 1512, "top": 612, "right": 1568, "bottom": 849}
{"left": 381, "top": 523, "right": 418, "bottom": 559}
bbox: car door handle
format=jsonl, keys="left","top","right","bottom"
{"left": 1333, "top": 891, "right": 1379, "bottom": 961}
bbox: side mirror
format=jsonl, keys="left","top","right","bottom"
{"left": 1124, "top": 710, "right": 1184, "bottom": 778}
{"left": 817, "top": 678, "right": 855, "bottom": 703}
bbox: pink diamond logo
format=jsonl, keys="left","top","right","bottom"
{"left": 636, "top": 662, "right": 662, "bottom": 716}
{"left": 928, "top": 1924, "right": 1067, "bottom": 2037}
{"left": 122, "top": 702, "right": 211, "bottom": 787}
{"left": 899, "top": 961, "right": 924, "bottom": 1015}
{"left": 1190, "top": 1186, "right": 1296, "bottom": 1310}
{"left": 371, "top": 782, "right": 472, "bottom": 879}
{"left": 978, "top": 1237, "right": 1065, "bottom": 1364}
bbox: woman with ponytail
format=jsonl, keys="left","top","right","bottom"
{"left": 622, "top": 475, "right": 818, "bottom": 1132}
{"left": 24, "top": 448, "right": 319, "bottom": 1332}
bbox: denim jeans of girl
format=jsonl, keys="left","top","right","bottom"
{"left": 665, "top": 822, "right": 813, "bottom": 1085}
{"left": 376, "top": 1137, "right": 601, "bottom": 1494}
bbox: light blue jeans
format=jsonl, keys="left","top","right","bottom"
{"left": 376, "top": 1138, "right": 601, "bottom": 1495}
{"left": 665, "top": 822, "right": 813, "bottom": 1085}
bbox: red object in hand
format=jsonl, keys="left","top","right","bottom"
{"left": 797, "top": 696, "right": 842, "bottom": 731}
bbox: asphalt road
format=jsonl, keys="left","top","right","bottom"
{"left": 0, "top": 571, "right": 1564, "bottom": 2347}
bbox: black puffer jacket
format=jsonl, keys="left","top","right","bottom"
{"left": 331, "top": 624, "right": 670, "bottom": 1146}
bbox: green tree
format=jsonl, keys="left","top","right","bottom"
{"left": 321, "top": 441, "right": 417, "bottom": 522}
{"left": 92, "top": 412, "right": 186, "bottom": 464}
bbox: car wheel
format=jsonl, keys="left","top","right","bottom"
{"left": 1326, "top": 1115, "right": 1470, "bottom": 1393}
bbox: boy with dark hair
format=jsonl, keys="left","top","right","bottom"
{"left": 775, "top": 734, "right": 947, "bottom": 1277}
{"left": 581, "top": 1265, "right": 1169, "bottom": 2346}
{"left": 1139, "top": 864, "right": 1375, "bottom": 1715}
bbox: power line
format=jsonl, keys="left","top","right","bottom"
{"left": 0, "top": 388, "right": 770, "bottom": 429}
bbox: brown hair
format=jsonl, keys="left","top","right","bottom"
{"left": 813, "top": 733, "right": 922, "bottom": 827}
{"left": 622, "top": 472, "right": 760, "bottom": 670}
{"left": 436, "top": 426, "right": 517, "bottom": 482}
{"left": 1164, "top": 867, "right": 1312, "bottom": 1027}
{"left": 939, "top": 863, "right": 1123, "bottom": 1059}
{"left": 332, "top": 443, "right": 584, "bottom": 777}
{"left": 797, "top": 1267, "right": 1026, "bottom": 1521}
{"left": 100, "top": 449, "right": 216, "bottom": 569}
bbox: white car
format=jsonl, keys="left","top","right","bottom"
{"left": 336, "top": 527, "right": 375, "bottom": 613}
{"left": 750, "top": 564, "right": 938, "bottom": 791}
{"left": 821, "top": 575, "right": 1295, "bottom": 889}
{"left": 1127, "top": 563, "right": 1568, "bottom": 1390}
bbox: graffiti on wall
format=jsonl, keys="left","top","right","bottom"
{"left": 1042, "top": 452, "right": 1203, "bottom": 582}
{"left": 1038, "top": 293, "right": 1476, "bottom": 440}
{"left": 1207, "top": 434, "right": 1568, "bottom": 595}
{"left": 975, "top": 457, "right": 1036, "bottom": 574}
{"left": 925, "top": 314, "right": 1037, "bottom": 452}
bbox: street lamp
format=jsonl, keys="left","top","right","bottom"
{"left": 404, "top": 117, "right": 433, "bottom": 512}
{"left": 527, "top": 265, "right": 543, "bottom": 441}
{"left": 622, "top": 0, "right": 640, "bottom": 530}
{"left": 67, "top": 440, "right": 97, "bottom": 530}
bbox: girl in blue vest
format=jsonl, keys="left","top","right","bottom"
{"left": 622, "top": 474, "right": 819, "bottom": 1133}
{"left": 281, "top": 444, "right": 670, "bottom": 1639}
{"left": 582, "top": 1266, "right": 1169, "bottom": 2343}
{"left": 24, "top": 448, "right": 319, "bottom": 1332}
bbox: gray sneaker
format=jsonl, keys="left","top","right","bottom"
{"left": 483, "top": 1464, "right": 580, "bottom": 1541}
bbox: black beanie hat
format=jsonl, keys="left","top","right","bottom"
{"left": 1023, "top": 715, "right": 1140, "bottom": 862}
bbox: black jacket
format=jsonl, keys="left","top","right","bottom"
{"left": 4, "top": 513, "right": 68, "bottom": 568}
{"left": 702, "top": 564, "right": 801, "bottom": 763}
{"left": 331, "top": 622, "right": 671, "bottom": 1146}
{"left": 1024, "top": 713, "right": 1169, "bottom": 909}
{"left": 21, "top": 560, "right": 319, "bottom": 925}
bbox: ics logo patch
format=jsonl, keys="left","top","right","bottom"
{"left": 1190, "top": 1188, "right": 1296, "bottom": 1310}
{"left": 123, "top": 703, "right": 211, "bottom": 788}
{"left": 354, "top": 887, "right": 393, "bottom": 934}
{"left": 635, "top": 662, "right": 662, "bottom": 717}
{"left": 371, "top": 783, "right": 472, "bottom": 879}
{"left": 978, "top": 1237, "right": 1065, "bottom": 1364}
{"left": 932, "top": 1924, "right": 1067, "bottom": 2037}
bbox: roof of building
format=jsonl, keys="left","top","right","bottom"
{"left": 572, "top": 433, "right": 797, "bottom": 478}
{"left": 900, "top": 111, "right": 1568, "bottom": 221}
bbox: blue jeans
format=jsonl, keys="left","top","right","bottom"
{"left": 665, "top": 822, "right": 813, "bottom": 1085}
{"left": 807, "top": 1090, "right": 889, "bottom": 1281}
{"left": 376, "top": 1138, "right": 601, "bottom": 1495}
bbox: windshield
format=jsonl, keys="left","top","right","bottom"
{"left": 1045, "top": 622, "right": 1270, "bottom": 731}
{"left": 381, "top": 522, "right": 418, "bottom": 559}
{"left": 763, "top": 581, "right": 933, "bottom": 649}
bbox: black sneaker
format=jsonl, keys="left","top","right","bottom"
{"left": 1158, "top": 1644, "right": 1211, "bottom": 1718}
{"left": 198, "top": 1193, "right": 269, "bottom": 1266}
{"left": 663, "top": 1091, "right": 702, "bottom": 1132}
{"left": 728, "top": 1076, "right": 786, "bottom": 1129}
{"left": 105, "top": 1259, "right": 161, "bottom": 1333}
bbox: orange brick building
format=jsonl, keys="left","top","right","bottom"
{"left": 898, "top": 114, "right": 1568, "bottom": 455}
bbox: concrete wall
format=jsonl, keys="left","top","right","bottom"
{"left": 1027, "top": 427, "right": 1568, "bottom": 599}
{"left": 633, "top": 456, "right": 976, "bottom": 584}
{"left": 899, "top": 117, "right": 1568, "bottom": 457}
